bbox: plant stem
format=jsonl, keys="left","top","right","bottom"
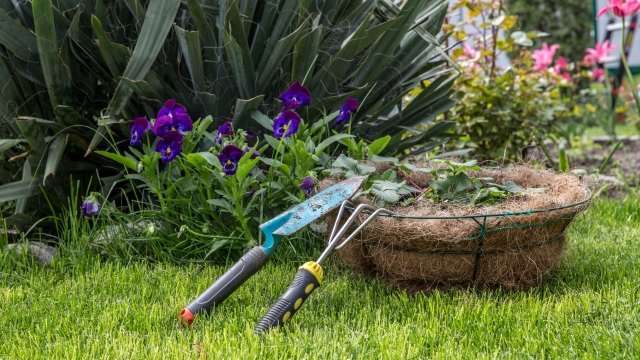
{"left": 603, "top": 71, "right": 616, "bottom": 139}
{"left": 231, "top": 177, "right": 253, "bottom": 240}
{"left": 182, "top": 226, "right": 247, "bottom": 241}
{"left": 620, "top": 17, "right": 640, "bottom": 118}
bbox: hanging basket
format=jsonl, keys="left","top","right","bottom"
{"left": 321, "top": 165, "right": 591, "bottom": 291}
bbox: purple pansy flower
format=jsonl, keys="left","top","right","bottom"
{"left": 158, "top": 99, "right": 187, "bottom": 119}
{"left": 153, "top": 100, "right": 192, "bottom": 136}
{"left": 155, "top": 131, "right": 184, "bottom": 163}
{"left": 278, "top": 82, "right": 311, "bottom": 111}
{"left": 273, "top": 110, "right": 301, "bottom": 139}
{"left": 243, "top": 147, "right": 260, "bottom": 159}
{"left": 298, "top": 177, "right": 315, "bottom": 197}
{"left": 216, "top": 121, "right": 234, "bottom": 144}
{"left": 218, "top": 144, "right": 244, "bottom": 176}
{"left": 81, "top": 197, "right": 99, "bottom": 217}
{"left": 245, "top": 130, "right": 256, "bottom": 143}
{"left": 153, "top": 114, "right": 193, "bottom": 137}
{"left": 334, "top": 98, "right": 359, "bottom": 126}
{"left": 130, "top": 117, "right": 151, "bottom": 146}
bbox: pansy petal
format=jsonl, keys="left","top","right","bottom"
{"left": 153, "top": 115, "right": 174, "bottom": 137}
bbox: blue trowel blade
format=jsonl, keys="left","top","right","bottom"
{"left": 261, "top": 177, "right": 363, "bottom": 237}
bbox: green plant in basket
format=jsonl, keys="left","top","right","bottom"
{"left": 423, "top": 160, "right": 523, "bottom": 206}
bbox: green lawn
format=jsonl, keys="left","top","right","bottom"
{"left": 2, "top": 198, "right": 640, "bottom": 359}
{"left": 584, "top": 124, "right": 638, "bottom": 138}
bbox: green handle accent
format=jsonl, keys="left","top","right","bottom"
{"left": 254, "top": 268, "right": 320, "bottom": 335}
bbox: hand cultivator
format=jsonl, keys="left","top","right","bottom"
{"left": 179, "top": 176, "right": 392, "bottom": 334}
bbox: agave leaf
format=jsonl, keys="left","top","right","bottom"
{"left": 225, "top": 2, "right": 255, "bottom": 95}
{"left": 0, "top": 9, "right": 39, "bottom": 60}
{"left": 54, "top": 105, "right": 97, "bottom": 130}
{"left": 257, "top": 17, "right": 309, "bottom": 93}
{"left": 0, "top": 56, "right": 23, "bottom": 123}
{"left": 107, "top": 0, "right": 181, "bottom": 117}
{"left": 352, "top": 0, "right": 429, "bottom": 87}
{"left": 15, "top": 118, "right": 47, "bottom": 155}
{"left": 91, "top": 15, "right": 130, "bottom": 79}
{"left": 86, "top": 126, "right": 106, "bottom": 156}
{"left": 43, "top": 134, "right": 67, "bottom": 185}
{"left": 255, "top": 0, "right": 302, "bottom": 75}
{"left": 221, "top": 28, "right": 251, "bottom": 100}
{"left": 123, "top": 0, "right": 145, "bottom": 24}
{"left": 184, "top": 0, "right": 217, "bottom": 91}
{"left": 249, "top": 1, "right": 278, "bottom": 66}
{"left": 0, "top": 139, "right": 24, "bottom": 153}
{"left": 317, "top": 16, "right": 402, "bottom": 99}
{"left": 192, "top": 92, "right": 217, "bottom": 120}
{"left": 0, "top": 176, "right": 49, "bottom": 202}
{"left": 174, "top": 24, "right": 206, "bottom": 92}
{"left": 14, "top": 158, "right": 33, "bottom": 214}
{"left": 238, "top": 0, "right": 259, "bottom": 34}
{"left": 33, "top": 0, "right": 64, "bottom": 107}
{"left": 120, "top": 77, "right": 164, "bottom": 106}
{"left": 292, "top": 27, "right": 321, "bottom": 84}
{"left": 232, "top": 95, "right": 264, "bottom": 129}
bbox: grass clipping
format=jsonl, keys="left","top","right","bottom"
{"left": 319, "top": 164, "right": 591, "bottom": 292}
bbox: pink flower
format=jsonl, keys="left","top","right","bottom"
{"left": 561, "top": 72, "right": 572, "bottom": 82}
{"left": 458, "top": 43, "right": 480, "bottom": 69}
{"left": 532, "top": 43, "right": 560, "bottom": 72}
{"left": 592, "top": 68, "right": 606, "bottom": 82}
{"left": 597, "top": 0, "right": 640, "bottom": 18}
{"left": 584, "top": 40, "right": 617, "bottom": 65}
{"left": 553, "top": 57, "right": 568, "bottom": 74}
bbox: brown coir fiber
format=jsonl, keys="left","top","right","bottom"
{"left": 319, "top": 164, "right": 590, "bottom": 291}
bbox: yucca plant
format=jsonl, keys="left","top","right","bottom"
{"left": 0, "top": 0, "right": 457, "bottom": 224}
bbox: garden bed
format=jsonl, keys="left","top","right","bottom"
{"left": 532, "top": 137, "right": 640, "bottom": 185}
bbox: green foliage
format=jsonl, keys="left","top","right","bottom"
{"left": 424, "top": 159, "right": 522, "bottom": 205}
{"left": 0, "top": 0, "right": 459, "bottom": 225}
{"left": 505, "top": 0, "right": 594, "bottom": 62}
{"left": 448, "top": 68, "right": 571, "bottom": 160}
{"left": 92, "top": 102, "right": 360, "bottom": 257}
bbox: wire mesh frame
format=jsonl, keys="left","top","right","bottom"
{"left": 346, "top": 186, "right": 593, "bottom": 282}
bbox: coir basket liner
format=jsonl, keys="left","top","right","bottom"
{"left": 320, "top": 165, "right": 591, "bottom": 291}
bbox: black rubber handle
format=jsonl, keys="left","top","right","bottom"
{"left": 183, "top": 246, "right": 269, "bottom": 319}
{"left": 254, "top": 266, "right": 321, "bottom": 335}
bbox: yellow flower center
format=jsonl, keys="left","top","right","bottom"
{"left": 283, "top": 124, "right": 288, "bottom": 130}
{"left": 166, "top": 148, "right": 171, "bottom": 154}
{"left": 227, "top": 160, "right": 232, "bottom": 165}
{"left": 171, "top": 127, "right": 176, "bottom": 131}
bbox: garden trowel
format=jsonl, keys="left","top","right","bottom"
{"left": 179, "top": 176, "right": 363, "bottom": 326}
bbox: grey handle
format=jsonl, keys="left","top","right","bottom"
{"left": 183, "top": 246, "right": 269, "bottom": 319}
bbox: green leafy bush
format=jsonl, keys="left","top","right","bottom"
{"left": 0, "top": 0, "right": 459, "bottom": 227}
{"left": 448, "top": 66, "right": 571, "bottom": 160}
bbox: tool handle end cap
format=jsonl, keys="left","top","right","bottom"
{"left": 178, "top": 308, "right": 195, "bottom": 327}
